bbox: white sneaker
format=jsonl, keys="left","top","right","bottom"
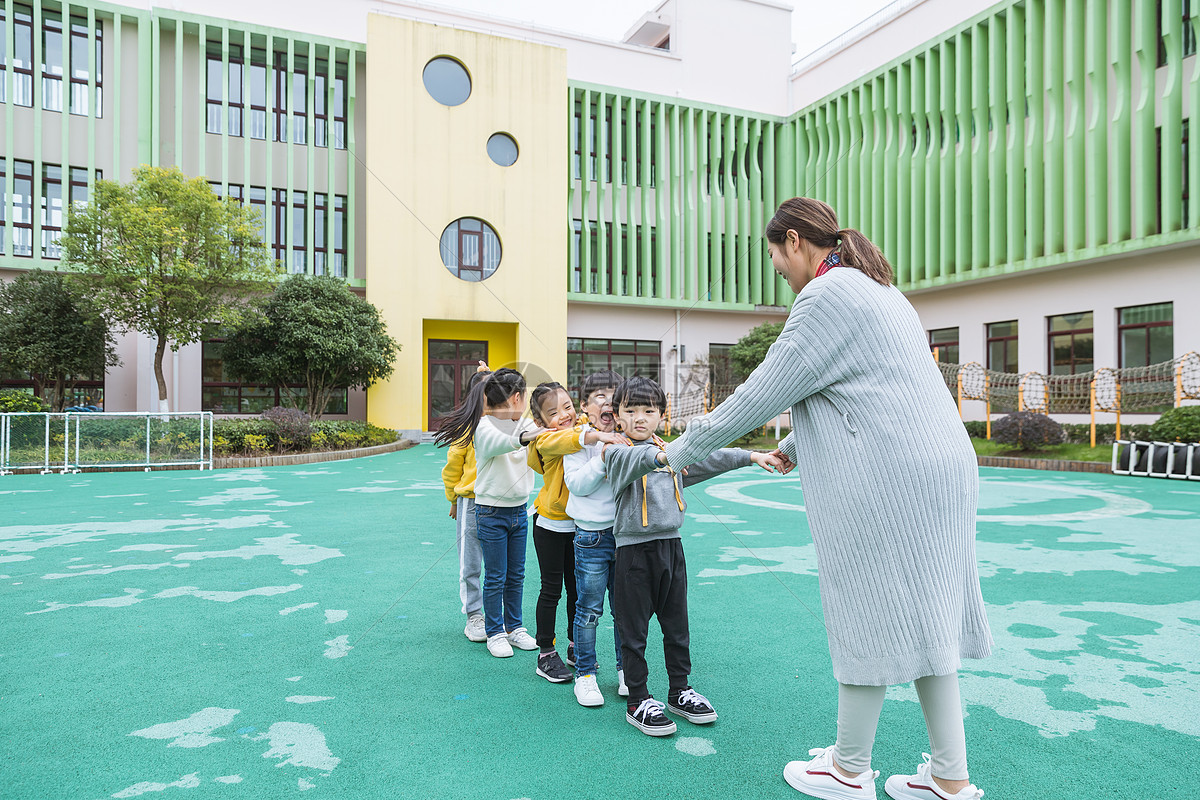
{"left": 884, "top": 754, "right": 983, "bottom": 800}
{"left": 784, "top": 745, "right": 878, "bottom": 799}
{"left": 464, "top": 614, "right": 486, "bottom": 643}
{"left": 573, "top": 674, "right": 604, "bottom": 707}
{"left": 617, "top": 669, "right": 629, "bottom": 697}
{"left": 506, "top": 627, "right": 537, "bottom": 650}
{"left": 486, "top": 634, "right": 513, "bottom": 658}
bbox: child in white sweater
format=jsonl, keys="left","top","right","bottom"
{"left": 435, "top": 368, "right": 548, "bottom": 658}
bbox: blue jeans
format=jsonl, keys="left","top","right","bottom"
{"left": 571, "top": 526, "right": 622, "bottom": 676}
{"left": 474, "top": 504, "right": 528, "bottom": 637}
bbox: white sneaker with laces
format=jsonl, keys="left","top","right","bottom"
{"left": 573, "top": 674, "right": 604, "bottom": 707}
{"left": 884, "top": 754, "right": 983, "bottom": 800}
{"left": 783, "top": 745, "right": 878, "bottom": 800}
{"left": 486, "top": 633, "right": 513, "bottom": 658}
{"left": 506, "top": 627, "right": 537, "bottom": 650}
{"left": 463, "top": 614, "right": 486, "bottom": 643}
{"left": 617, "top": 669, "right": 628, "bottom": 697}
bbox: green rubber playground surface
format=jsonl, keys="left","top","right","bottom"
{"left": 2, "top": 445, "right": 1197, "bottom": 799}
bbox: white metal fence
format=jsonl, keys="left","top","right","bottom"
{"left": 0, "top": 412, "right": 214, "bottom": 474}
{"left": 1111, "top": 439, "right": 1199, "bottom": 480}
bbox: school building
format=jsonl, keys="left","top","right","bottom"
{"left": 1, "top": 0, "right": 1196, "bottom": 433}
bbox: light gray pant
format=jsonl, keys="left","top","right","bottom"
{"left": 456, "top": 497, "right": 484, "bottom": 617}
{"left": 834, "top": 672, "right": 969, "bottom": 781}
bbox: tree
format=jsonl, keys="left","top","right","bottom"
{"left": 60, "top": 165, "right": 278, "bottom": 412}
{"left": 219, "top": 275, "right": 400, "bottom": 419}
{"left": 730, "top": 321, "right": 784, "bottom": 379}
{"left": 0, "top": 270, "right": 120, "bottom": 411}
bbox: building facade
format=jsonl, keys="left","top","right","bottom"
{"left": 1, "top": 0, "right": 1196, "bottom": 430}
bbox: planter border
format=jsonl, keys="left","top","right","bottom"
{"left": 215, "top": 438, "right": 417, "bottom": 469}
{"left": 976, "top": 455, "right": 1111, "bottom": 473}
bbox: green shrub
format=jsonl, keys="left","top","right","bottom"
{"left": 992, "top": 412, "right": 1066, "bottom": 449}
{"left": 211, "top": 417, "right": 396, "bottom": 456}
{"left": 963, "top": 420, "right": 988, "bottom": 439}
{"left": 1060, "top": 422, "right": 1155, "bottom": 445}
{"left": 0, "top": 389, "right": 49, "bottom": 413}
{"left": 1147, "top": 406, "right": 1200, "bottom": 443}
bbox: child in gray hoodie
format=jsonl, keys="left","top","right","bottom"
{"left": 601, "top": 377, "right": 783, "bottom": 736}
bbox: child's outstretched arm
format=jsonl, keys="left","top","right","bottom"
{"left": 601, "top": 444, "right": 661, "bottom": 495}
{"left": 678, "top": 448, "right": 770, "bottom": 487}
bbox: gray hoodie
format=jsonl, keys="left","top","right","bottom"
{"left": 604, "top": 438, "right": 753, "bottom": 548}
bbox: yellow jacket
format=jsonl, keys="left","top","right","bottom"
{"left": 442, "top": 441, "right": 477, "bottom": 503}
{"left": 528, "top": 426, "right": 585, "bottom": 521}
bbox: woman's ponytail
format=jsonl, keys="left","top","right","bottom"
{"left": 434, "top": 367, "right": 527, "bottom": 449}
{"left": 837, "top": 228, "right": 892, "bottom": 286}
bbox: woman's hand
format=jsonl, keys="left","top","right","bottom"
{"left": 449, "top": 502, "right": 458, "bottom": 520}
{"left": 750, "top": 451, "right": 788, "bottom": 473}
{"left": 767, "top": 448, "right": 795, "bottom": 475}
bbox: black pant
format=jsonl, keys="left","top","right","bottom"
{"left": 532, "top": 517, "right": 577, "bottom": 650}
{"left": 613, "top": 537, "right": 691, "bottom": 704}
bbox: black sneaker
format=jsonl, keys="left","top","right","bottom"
{"left": 667, "top": 686, "right": 718, "bottom": 724}
{"left": 626, "top": 697, "right": 677, "bottom": 736}
{"left": 565, "top": 642, "right": 575, "bottom": 667}
{"left": 535, "top": 651, "right": 572, "bottom": 683}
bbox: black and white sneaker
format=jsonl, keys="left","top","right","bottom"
{"left": 535, "top": 651, "right": 572, "bottom": 683}
{"left": 667, "top": 686, "right": 718, "bottom": 724}
{"left": 626, "top": 697, "right": 677, "bottom": 736}
{"left": 565, "top": 642, "right": 575, "bottom": 667}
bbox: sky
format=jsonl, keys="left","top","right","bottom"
{"left": 421, "top": 0, "right": 897, "bottom": 64}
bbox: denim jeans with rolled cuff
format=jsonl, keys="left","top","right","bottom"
{"left": 571, "top": 526, "right": 623, "bottom": 677}
{"left": 474, "top": 503, "right": 529, "bottom": 638}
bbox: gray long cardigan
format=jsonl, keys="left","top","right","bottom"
{"left": 665, "top": 267, "right": 992, "bottom": 686}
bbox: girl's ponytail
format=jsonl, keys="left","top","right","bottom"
{"left": 434, "top": 367, "right": 527, "bottom": 448}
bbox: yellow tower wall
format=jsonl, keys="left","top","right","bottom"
{"left": 365, "top": 14, "right": 569, "bottom": 431}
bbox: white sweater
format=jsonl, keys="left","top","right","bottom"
{"left": 472, "top": 415, "right": 537, "bottom": 508}
{"left": 562, "top": 426, "right": 616, "bottom": 531}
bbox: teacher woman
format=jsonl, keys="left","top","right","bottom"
{"left": 663, "top": 198, "right": 991, "bottom": 800}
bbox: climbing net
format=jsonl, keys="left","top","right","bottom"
{"left": 938, "top": 354, "right": 1194, "bottom": 415}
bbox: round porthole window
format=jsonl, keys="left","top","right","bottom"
{"left": 422, "top": 57, "right": 471, "bottom": 106}
{"left": 440, "top": 218, "right": 501, "bottom": 282}
{"left": 487, "top": 133, "right": 519, "bottom": 167}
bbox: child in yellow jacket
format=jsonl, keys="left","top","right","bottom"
{"left": 526, "top": 381, "right": 620, "bottom": 683}
{"left": 440, "top": 366, "right": 490, "bottom": 643}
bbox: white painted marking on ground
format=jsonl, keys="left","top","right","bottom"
{"left": 323, "top": 635, "right": 352, "bottom": 659}
{"left": 280, "top": 603, "right": 318, "bottom": 615}
{"left": 129, "top": 708, "right": 239, "bottom": 748}
{"left": 286, "top": 696, "right": 334, "bottom": 704}
{"left": 286, "top": 676, "right": 302, "bottom": 682}
{"left": 292, "top": 569, "right": 308, "bottom": 575}
{"left": 174, "top": 534, "right": 342, "bottom": 566}
{"left": 28, "top": 588, "right": 147, "bottom": 614}
{"left": 0, "top": 554, "right": 34, "bottom": 563}
{"left": 42, "top": 562, "right": 188, "bottom": 580}
{"left": 111, "top": 772, "right": 201, "bottom": 797}
{"left": 180, "top": 487, "right": 278, "bottom": 506}
{"left": 336, "top": 486, "right": 401, "bottom": 493}
{"left": 324, "top": 610, "right": 347, "bottom": 624}
{"left": 254, "top": 722, "right": 340, "bottom": 770}
{"left": 675, "top": 737, "right": 717, "bottom": 756}
{"left": 266, "top": 500, "right": 313, "bottom": 507}
{"left": 213, "top": 775, "right": 242, "bottom": 784}
{"left": 0, "top": 515, "right": 276, "bottom": 554}
{"left": 977, "top": 479, "right": 1154, "bottom": 522}
{"left": 698, "top": 544, "right": 819, "bottom": 579}
{"left": 155, "top": 585, "right": 303, "bottom": 603}
{"left": 112, "top": 544, "right": 196, "bottom": 552}
{"left": 689, "top": 514, "right": 745, "bottom": 524}
{"left": 299, "top": 778, "right": 315, "bottom": 790}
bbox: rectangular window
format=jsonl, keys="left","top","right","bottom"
{"left": 314, "top": 60, "right": 328, "bottom": 148}
{"left": 572, "top": 102, "right": 582, "bottom": 180}
{"left": 68, "top": 15, "right": 101, "bottom": 116}
{"left": 0, "top": 9, "right": 7, "bottom": 104}
{"left": 248, "top": 48, "right": 267, "bottom": 140}
{"left": 333, "top": 194, "right": 347, "bottom": 277}
{"left": 986, "top": 321, "right": 1018, "bottom": 374}
{"left": 271, "top": 189, "right": 287, "bottom": 263}
{"left": 13, "top": 159, "right": 33, "bottom": 256}
{"left": 0, "top": 160, "right": 5, "bottom": 255}
{"left": 41, "top": 164, "right": 63, "bottom": 258}
{"left": 565, "top": 338, "right": 661, "bottom": 397}
{"left": 14, "top": 5, "right": 33, "bottom": 107}
{"left": 290, "top": 190, "right": 306, "bottom": 273}
{"left": 292, "top": 54, "right": 308, "bottom": 145}
{"left": 201, "top": 335, "right": 348, "bottom": 415}
{"left": 41, "top": 10, "right": 63, "bottom": 112}
{"left": 1119, "top": 303, "right": 1173, "bottom": 369}
{"left": 928, "top": 327, "right": 959, "bottom": 364}
{"left": 205, "top": 41, "right": 223, "bottom": 134}
{"left": 708, "top": 343, "right": 737, "bottom": 386}
{"left": 314, "top": 192, "right": 327, "bottom": 275}
{"left": 227, "top": 43, "right": 243, "bottom": 137}
{"left": 1158, "top": 0, "right": 1197, "bottom": 66}
{"left": 1047, "top": 312, "right": 1094, "bottom": 375}
{"left": 249, "top": 186, "right": 267, "bottom": 249}
{"left": 273, "top": 51, "right": 288, "bottom": 142}
{"left": 332, "top": 60, "right": 347, "bottom": 149}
